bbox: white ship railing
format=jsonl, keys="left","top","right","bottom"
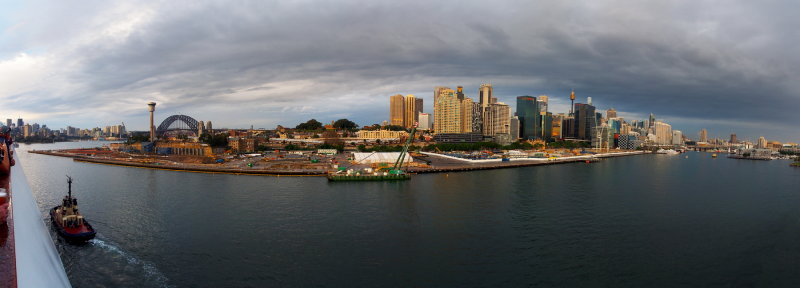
{"left": 11, "top": 153, "right": 71, "bottom": 287}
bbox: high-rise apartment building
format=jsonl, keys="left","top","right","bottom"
{"left": 516, "top": 96, "right": 539, "bottom": 140}
{"left": 390, "top": 94, "right": 405, "bottom": 126}
{"left": 654, "top": 121, "right": 672, "bottom": 145}
{"left": 672, "top": 130, "right": 683, "bottom": 145}
{"left": 757, "top": 136, "right": 768, "bottom": 148}
{"left": 730, "top": 134, "right": 737, "bottom": 144}
{"left": 483, "top": 102, "right": 510, "bottom": 136}
{"left": 433, "top": 88, "right": 461, "bottom": 134}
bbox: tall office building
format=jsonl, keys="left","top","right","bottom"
{"left": 404, "top": 94, "right": 418, "bottom": 128}
{"left": 654, "top": 121, "right": 672, "bottom": 145}
{"left": 461, "top": 98, "right": 474, "bottom": 133}
{"left": 516, "top": 96, "right": 539, "bottom": 140}
{"left": 456, "top": 86, "right": 465, "bottom": 101}
{"left": 537, "top": 95, "right": 549, "bottom": 114}
{"left": 415, "top": 98, "right": 423, "bottom": 118}
{"left": 22, "top": 124, "right": 31, "bottom": 138}
{"left": 606, "top": 108, "right": 617, "bottom": 119}
{"left": 729, "top": 134, "right": 737, "bottom": 144}
{"left": 433, "top": 88, "right": 461, "bottom": 134}
{"left": 478, "top": 84, "right": 494, "bottom": 110}
{"left": 551, "top": 114, "right": 564, "bottom": 139}
{"left": 541, "top": 113, "right": 553, "bottom": 140}
{"left": 574, "top": 103, "right": 596, "bottom": 141}
{"left": 17, "top": 118, "right": 23, "bottom": 128}
{"left": 699, "top": 129, "right": 708, "bottom": 142}
{"left": 390, "top": 94, "right": 405, "bottom": 126}
{"left": 5, "top": 119, "right": 10, "bottom": 128}
{"left": 562, "top": 116, "right": 576, "bottom": 139}
{"left": 468, "top": 101, "right": 483, "bottom": 133}
{"left": 483, "top": 102, "right": 510, "bottom": 136}
{"left": 510, "top": 116, "right": 520, "bottom": 140}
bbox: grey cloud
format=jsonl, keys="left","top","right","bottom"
{"left": 5, "top": 0, "right": 799, "bottom": 141}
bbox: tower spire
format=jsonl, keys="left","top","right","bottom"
{"left": 569, "top": 89, "right": 575, "bottom": 115}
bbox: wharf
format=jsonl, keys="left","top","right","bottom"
{"left": 29, "top": 150, "right": 646, "bottom": 176}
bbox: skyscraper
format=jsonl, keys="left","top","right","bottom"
{"left": 648, "top": 113, "right": 656, "bottom": 130}
{"left": 415, "top": 98, "right": 423, "bottom": 118}
{"left": 5, "top": 119, "right": 10, "bottom": 128}
{"left": 606, "top": 108, "right": 617, "bottom": 119}
{"left": 551, "top": 114, "right": 564, "bottom": 139}
{"left": 730, "top": 134, "right": 737, "bottom": 144}
{"left": 16, "top": 118, "right": 23, "bottom": 128}
{"left": 699, "top": 129, "right": 708, "bottom": 142}
{"left": 478, "top": 84, "right": 493, "bottom": 110}
{"left": 404, "top": 94, "right": 417, "bottom": 128}
{"left": 537, "top": 95, "right": 548, "bottom": 114}
{"left": 654, "top": 121, "right": 672, "bottom": 145}
{"left": 516, "top": 96, "right": 539, "bottom": 140}
{"left": 574, "top": 103, "right": 596, "bottom": 141}
{"left": 456, "top": 86, "right": 465, "bottom": 101}
{"left": 434, "top": 86, "right": 449, "bottom": 108}
{"left": 390, "top": 94, "right": 405, "bottom": 126}
{"left": 461, "top": 98, "right": 474, "bottom": 133}
{"left": 433, "top": 88, "right": 461, "bottom": 134}
{"left": 483, "top": 102, "right": 510, "bottom": 136}
{"left": 510, "top": 116, "right": 520, "bottom": 140}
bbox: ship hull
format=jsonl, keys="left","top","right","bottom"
{"left": 327, "top": 174, "right": 411, "bottom": 181}
{"left": 49, "top": 207, "right": 96, "bottom": 242}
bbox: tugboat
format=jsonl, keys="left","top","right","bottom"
{"left": 50, "top": 176, "right": 96, "bottom": 242}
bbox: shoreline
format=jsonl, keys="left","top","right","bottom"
{"left": 28, "top": 150, "right": 647, "bottom": 176}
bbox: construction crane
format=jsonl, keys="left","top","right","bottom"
{"left": 390, "top": 125, "right": 417, "bottom": 174}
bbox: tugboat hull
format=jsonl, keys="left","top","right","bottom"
{"left": 49, "top": 207, "right": 96, "bottom": 242}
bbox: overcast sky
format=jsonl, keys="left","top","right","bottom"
{"left": 1, "top": 0, "right": 798, "bottom": 142}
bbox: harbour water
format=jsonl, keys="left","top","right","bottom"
{"left": 16, "top": 141, "right": 800, "bottom": 287}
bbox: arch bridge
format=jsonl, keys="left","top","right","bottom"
{"left": 156, "top": 114, "right": 200, "bottom": 138}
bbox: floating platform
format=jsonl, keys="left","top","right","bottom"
{"left": 327, "top": 173, "right": 410, "bottom": 181}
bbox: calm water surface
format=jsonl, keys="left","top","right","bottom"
{"left": 16, "top": 141, "right": 800, "bottom": 287}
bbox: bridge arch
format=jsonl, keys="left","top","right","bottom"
{"left": 156, "top": 114, "right": 199, "bottom": 137}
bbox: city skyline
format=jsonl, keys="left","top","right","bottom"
{"left": 1, "top": 1, "right": 798, "bottom": 142}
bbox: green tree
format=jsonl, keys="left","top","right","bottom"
{"left": 296, "top": 119, "right": 323, "bottom": 131}
{"left": 333, "top": 119, "right": 358, "bottom": 130}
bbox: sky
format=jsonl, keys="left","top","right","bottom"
{"left": 0, "top": 0, "right": 798, "bottom": 142}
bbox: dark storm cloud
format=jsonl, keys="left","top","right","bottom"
{"left": 4, "top": 0, "right": 799, "bottom": 140}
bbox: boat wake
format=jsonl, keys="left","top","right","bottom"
{"left": 90, "top": 238, "right": 173, "bottom": 288}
